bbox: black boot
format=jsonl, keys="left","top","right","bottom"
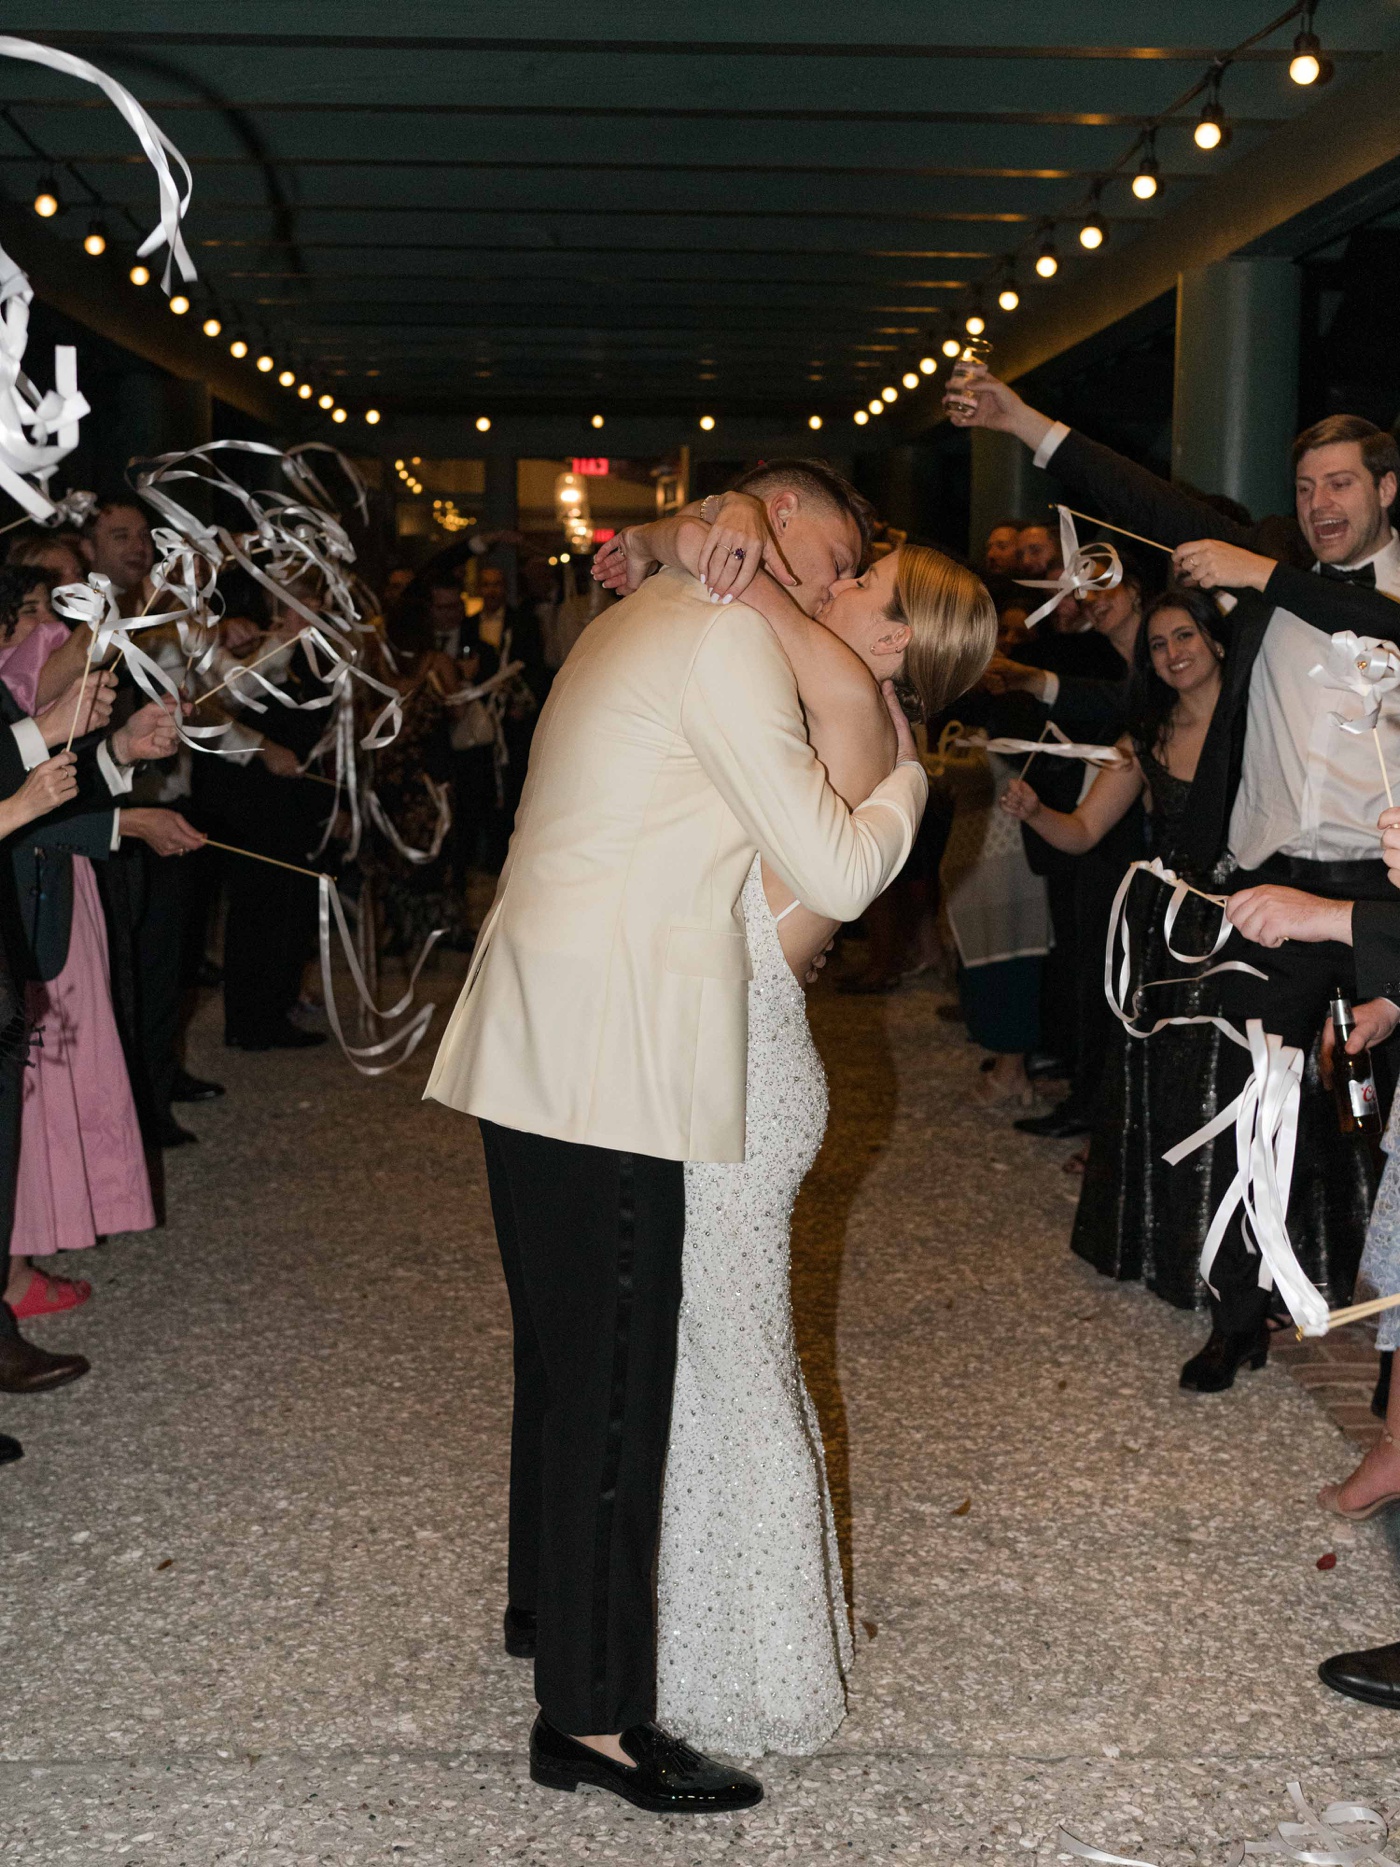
{"left": 1179, "top": 1322, "right": 1269, "bottom": 1393}
{"left": 529, "top": 1715, "right": 763, "bottom": 1814}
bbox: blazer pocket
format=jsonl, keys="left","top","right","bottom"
{"left": 664, "top": 926, "right": 752, "bottom": 982}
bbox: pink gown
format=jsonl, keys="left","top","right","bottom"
{"left": 0, "top": 619, "right": 153, "bottom": 1255}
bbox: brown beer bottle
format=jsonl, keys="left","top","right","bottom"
{"left": 1331, "top": 988, "right": 1382, "bottom": 1137}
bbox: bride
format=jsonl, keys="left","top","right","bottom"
{"left": 596, "top": 495, "right": 994, "bottom": 1753}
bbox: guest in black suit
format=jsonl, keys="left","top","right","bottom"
{"left": 955, "top": 375, "right": 1400, "bottom": 1391}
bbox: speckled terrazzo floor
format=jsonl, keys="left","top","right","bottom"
{"left": 4, "top": 967, "right": 1400, "bottom": 1864}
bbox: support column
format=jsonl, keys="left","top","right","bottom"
{"left": 968, "top": 427, "right": 1052, "bottom": 563}
{"left": 484, "top": 451, "right": 519, "bottom": 594}
{"left": 1172, "top": 258, "right": 1300, "bottom": 521}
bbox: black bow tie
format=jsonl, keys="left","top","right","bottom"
{"left": 1319, "top": 561, "right": 1378, "bottom": 586}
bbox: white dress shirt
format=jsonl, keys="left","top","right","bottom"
{"left": 1032, "top": 423, "right": 1400, "bottom": 868}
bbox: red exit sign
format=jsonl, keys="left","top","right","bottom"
{"left": 570, "top": 457, "right": 610, "bottom": 476}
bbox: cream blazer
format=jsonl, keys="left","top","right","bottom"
{"left": 424, "top": 568, "right": 927, "bottom": 1162}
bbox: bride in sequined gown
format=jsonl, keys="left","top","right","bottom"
{"left": 656, "top": 853, "right": 850, "bottom": 1755}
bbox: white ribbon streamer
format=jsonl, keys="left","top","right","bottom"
{"left": 1308, "top": 631, "right": 1400, "bottom": 735}
{"left": 317, "top": 876, "right": 442, "bottom": 1076}
{"left": 1060, "top": 1782, "right": 1400, "bottom": 1867}
{"left": 1016, "top": 505, "right": 1123, "bottom": 627}
{"left": 1057, "top": 1835, "right": 1158, "bottom": 1867}
{"left": 959, "top": 732, "right": 1130, "bottom": 767}
{"left": 1103, "top": 858, "right": 1329, "bottom": 1335}
{"left": 366, "top": 774, "right": 452, "bottom": 866}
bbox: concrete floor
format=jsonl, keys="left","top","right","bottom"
{"left": 4, "top": 967, "right": 1400, "bottom": 1864}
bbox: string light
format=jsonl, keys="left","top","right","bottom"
{"left": 1035, "top": 234, "right": 1059, "bottom": 279}
{"left": 699, "top": 415, "right": 715, "bottom": 431}
{"left": 997, "top": 263, "right": 1020, "bottom": 310}
{"left": 475, "top": 416, "right": 491, "bottom": 432}
{"left": 854, "top": 409, "right": 869, "bottom": 426}
{"left": 901, "top": 371, "right": 919, "bottom": 390}
{"left": 129, "top": 264, "right": 150, "bottom": 287}
{"left": 1133, "top": 131, "right": 1161, "bottom": 200}
{"left": 868, "top": 398, "right": 883, "bottom": 414}
{"left": 1290, "top": 6, "right": 1331, "bottom": 84}
{"left": 202, "top": 316, "right": 221, "bottom": 337}
{"left": 591, "top": 414, "right": 604, "bottom": 428}
{"left": 298, "top": 383, "right": 313, "bottom": 399}
{"left": 964, "top": 311, "right": 986, "bottom": 336}
{"left": 82, "top": 218, "right": 107, "bottom": 256}
{"left": 1194, "top": 69, "right": 1230, "bottom": 150}
{"left": 331, "top": 407, "right": 347, "bottom": 423}
{"left": 169, "top": 294, "right": 190, "bottom": 315}
{"left": 1079, "top": 188, "right": 1107, "bottom": 250}
{"left": 32, "top": 173, "right": 59, "bottom": 218}
{"left": 365, "top": 408, "right": 381, "bottom": 425}
{"left": 808, "top": 414, "right": 823, "bottom": 429}
{"left": 317, "top": 393, "right": 334, "bottom": 409}
{"left": 941, "top": 336, "right": 962, "bottom": 359}
{"left": 881, "top": 385, "right": 897, "bottom": 403}
{"left": 277, "top": 368, "right": 295, "bottom": 387}
{"left": 256, "top": 354, "right": 275, "bottom": 372}
{"left": 229, "top": 337, "right": 248, "bottom": 358}
{"left": 919, "top": 356, "right": 937, "bottom": 374}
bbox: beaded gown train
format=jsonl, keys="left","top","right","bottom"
{"left": 656, "top": 856, "right": 852, "bottom": 1755}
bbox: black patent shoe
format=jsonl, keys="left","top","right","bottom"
{"left": 0, "top": 1432, "right": 21, "bottom": 1464}
{"left": 1320, "top": 1639, "right": 1400, "bottom": 1708}
{"left": 1179, "top": 1323, "right": 1269, "bottom": 1393}
{"left": 503, "top": 1604, "right": 537, "bottom": 1658}
{"left": 529, "top": 1714, "right": 763, "bottom": 1814}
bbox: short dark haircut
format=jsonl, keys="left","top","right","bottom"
{"left": 987, "top": 517, "right": 1023, "bottom": 535}
{"left": 729, "top": 457, "right": 874, "bottom": 554}
{"left": 83, "top": 493, "right": 147, "bottom": 530}
{"left": 1292, "top": 415, "right": 1400, "bottom": 488}
{"left": 1125, "top": 586, "right": 1226, "bottom": 762}
{"left": 5, "top": 524, "right": 84, "bottom": 567}
{"left": 0, "top": 562, "right": 52, "bottom": 643}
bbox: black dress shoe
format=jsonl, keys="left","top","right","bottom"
{"left": 0, "top": 1333, "right": 89, "bottom": 1394}
{"left": 154, "top": 1114, "right": 198, "bottom": 1148}
{"left": 1179, "top": 1323, "right": 1269, "bottom": 1393}
{"left": 0, "top": 1432, "right": 21, "bottom": 1463}
{"left": 227, "top": 1023, "right": 328, "bottom": 1052}
{"left": 1014, "top": 1097, "right": 1092, "bottom": 1139}
{"left": 170, "top": 1069, "right": 225, "bottom": 1103}
{"left": 503, "top": 1604, "right": 537, "bottom": 1658}
{"left": 1319, "top": 1639, "right": 1400, "bottom": 1708}
{"left": 529, "top": 1715, "right": 762, "bottom": 1814}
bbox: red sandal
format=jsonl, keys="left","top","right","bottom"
{"left": 9, "top": 1270, "right": 92, "bottom": 1320}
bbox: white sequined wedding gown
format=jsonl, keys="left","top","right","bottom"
{"left": 657, "top": 856, "right": 853, "bottom": 1755}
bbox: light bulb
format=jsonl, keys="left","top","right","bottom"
{"left": 169, "top": 294, "right": 190, "bottom": 315}
{"left": 919, "top": 356, "right": 937, "bottom": 374}
{"left": 902, "top": 371, "right": 919, "bottom": 390}
{"left": 365, "top": 408, "right": 381, "bottom": 425}
{"left": 965, "top": 312, "right": 986, "bottom": 336}
{"left": 129, "top": 264, "right": 150, "bottom": 287}
{"left": 854, "top": 410, "right": 869, "bottom": 426}
{"left": 394, "top": 458, "right": 405, "bottom": 470}
{"left": 591, "top": 414, "right": 604, "bottom": 428}
{"left": 256, "top": 354, "right": 274, "bottom": 372}
{"left": 297, "top": 382, "right": 312, "bottom": 399}
{"left": 560, "top": 552, "right": 571, "bottom": 563}
{"left": 1194, "top": 118, "right": 1221, "bottom": 151}
{"left": 202, "top": 316, "right": 221, "bottom": 337}
{"left": 475, "top": 416, "right": 491, "bottom": 432}
{"left": 278, "top": 368, "right": 295, "bottom": 386}
{"left": 1035, "top": 239, "right": 1059, "bottom": 279}
{"left": 230, "top": 338, "right": 248, "bottom": 358}
{"left": 868, "top": 399, "right": 883, "bottom": 414}
{"left": 33, "top": 177, "right": 59, "bottom": 219}
{"left": 1289, "top": 31, "right": 1330, "bottom": 84}
{"left": 318, "top": 393, "right": 334, "bottom": 409}
{"left": 808, "top": 414, "right": 823, "bottom": 430}
{"left": 998, "top": 285, "right": 1020, "bottom": 311}
{"left": 1079, "top": 214, "right": 1106, "bottom": 251}
{"left": 942, "top": 336, "right": 962, "bottom": 358}
{"left": 83, "top": 219, "right": 107, "bottom": 256}
{"left": 331, "top": 407, "right": 347, "bottom": 423}
{"left": 1132, "top": 156, "right": 1160, "bottom": 200}
{"left": 1194, "top": 97, "right": 1229, "bottom": 151}
{"left": 699, "top": 415, "right": 715, "bottom": 431}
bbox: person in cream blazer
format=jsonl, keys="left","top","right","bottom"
{"left": 425, "top": 488, "right": 925, "bottom": 1808}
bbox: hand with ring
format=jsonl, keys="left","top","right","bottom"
{"left": 1171, "top": 538, "right": 1277, "bottom": 593}
{"left": 695, "top": 493, "right": 783, "bottom": 602}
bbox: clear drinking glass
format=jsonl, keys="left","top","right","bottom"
{"left": 944, "top": 337, "right": 993, "bottom": 418}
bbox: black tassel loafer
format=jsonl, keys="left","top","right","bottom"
{"left": 529, "top": 1714, "right": 763, "bottom": 1814}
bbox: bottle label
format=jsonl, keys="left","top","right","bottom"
{"left": 1349, "top": 1077, "right": 1378, "bottom": 1118}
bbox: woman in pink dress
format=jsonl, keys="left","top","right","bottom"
{"left": 0, "top": 569, "right": 155, "bottom": 1320}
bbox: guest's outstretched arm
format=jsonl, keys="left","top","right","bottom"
{"left": 999, "top": 740, "right": 1143, "bottom": 853}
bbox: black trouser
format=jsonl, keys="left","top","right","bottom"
{"left": 1200, "top": 853, "right": 1397, "bottom": 1334}
{"left": 479, "top": 1119, "right": 684, "bottom": 1735}
{"left": 135, "top": 847, "right": 185, "bottom": 1114}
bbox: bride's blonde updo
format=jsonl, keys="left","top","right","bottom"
{"left": 886, "top": 545, "right": 997, "bottom": 719}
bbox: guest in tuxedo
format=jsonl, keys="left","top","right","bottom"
{"left": 981, "top": 520, "right": 1022, "bottom": 580}
{"left": 955, "top": 375, "right": 1400, "bottom": 1391}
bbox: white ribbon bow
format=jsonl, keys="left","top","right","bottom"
{"left": 1016, "top": 505, "right": 1123, "bottom": 627}
{"left": 1308, "top": 631, "right": 1400, "bottom": 735}
{"left": 1061, "top": 1782, "right": 1400, "bottom": 1867}
{"left": 960, "top": 732, "right": 1130, "bottom": 767}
